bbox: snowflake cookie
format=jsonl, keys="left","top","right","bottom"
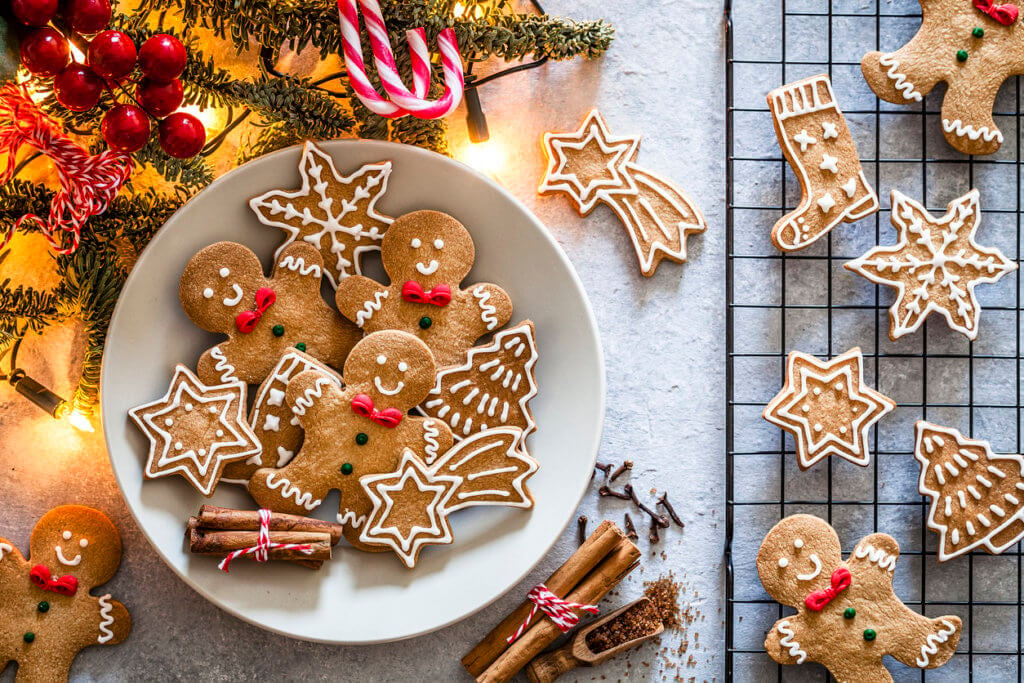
{"left": 759, "top": 514, "right": 962, "bottom": 682}
{"left": 249, "top": 141, "right": 394, "bottom": 288}
{"left": 0, "top": 505, "right": 130, "bottom": 681}
{"left": 915, "top": 421, "right": 1024, "bottom": 562}
{"left": 763, "top": 347, "right": 895, "bottom": 470}
{"left": 846, "top": 189, "right": 1016, "bottom": 341}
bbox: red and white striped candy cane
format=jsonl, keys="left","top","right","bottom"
{"left": 505, "top": 584, "right": 600, "bottom": 644}
{"left": 217, "top": 509, "right": 315, "bottom": 572}
{"left": 337, "top": 0, "right": 465, "bottom": 120}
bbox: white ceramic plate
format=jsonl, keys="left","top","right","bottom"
{"left": 101, "top": 140, "right": 605, "bottom": 644}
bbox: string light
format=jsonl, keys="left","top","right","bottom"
{"left": 2, "top": 340, "right": 93, "bottom": 432}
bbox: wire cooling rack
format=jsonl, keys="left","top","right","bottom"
{"left": 725, "top": 0, "right": 1024, "bottom": 679}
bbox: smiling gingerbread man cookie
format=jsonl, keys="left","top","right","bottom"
{"left": 180, "top": 241, "right": 360, "bottom": 386}
{"left": 247, "top": 330, "right": 454, "bottom": 551}
{"left": 758, "top": 514, "right": 961, "bottom": 682}
{"left": 334, "top": 210, "right": 512, "bottom": 368}
{"left": 0, "top": 505, "right": 130, "bottom": 682}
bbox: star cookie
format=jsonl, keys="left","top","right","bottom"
{"left": 846, "top": 189, "right": 1016, "bottom": 341}
{"left": 129, "top": 364, "right": 261, "bottom": 496}
{"left": 539, "top": 109, "right": 706, "bottom": 277}
{"left": 763, "top": 348, "right": 895, "bottom": 470}
{"left": 249, "top": 140, "right": 394, "bottom": 289}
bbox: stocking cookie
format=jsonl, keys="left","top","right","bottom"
{"left": 539, "top": 109, "right": 707, "bottom": 276}
{"left": 763, "top": 347, "right": 895, "bottom": 470}
{"left": 247, "top": 331, "right": 454, "bottom": 551}
{"left": 0, "top": 505, "right": 130, "bottom": 681}
{"left": 129, "top": 364, "right": 261, "bottom": 496}
{"left": 845, "top": 189, "right": 1016, "bottom": 341}
{"left": 759, "top": 514, "right": 961, "bottom": 682}
{"left": 359, "top": 427, "right": 538, "bottom": 567}
{"left": 417, "top": 321, "right": 538, "bottom": 445}
{"left": 768, "top": 75, "right": 878, "bottom": 251}
{"left": 861, "top": 3, "right": 1021, "bottom": 154}
{"left": 915, "top": 421, "right": 1024, "bottom": 561}
{"left": 249, "top": 140, "right": 394, "bottom": 288}
{"left": 221, "top": 349, "right": 342, "bottom": 485}
{"left": 180, "top": 240, "right": 360, "bottom": 386}
{"left": 334, "top": 210, "right": 512, "bottom": 368}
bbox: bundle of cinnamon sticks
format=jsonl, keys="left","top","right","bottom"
{"left": 186, "top": 505, "right": 344, "bottom": 570}
{"left": 462, "top": 520, "right": 640, "bottom": 682}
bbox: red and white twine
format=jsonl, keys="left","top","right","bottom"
{"left": 337, "top": 0, "right": 464, "bottom": 119}
{"left": 505, "top": 584, "right": 600, "bottom": 644}
{"left": 0, "top": 84, "right": 132, "bottom": 255}
{"left": 217, "top": 508, "right": 314, "bottom": 572}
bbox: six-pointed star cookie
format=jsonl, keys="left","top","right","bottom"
{"left": 129, "top": 364, "right": 260, "bottom": 496}
{"left": 846, "top": 189, "right": 1016, "bottom": 341}
{"left": 249, "top": 140, "right": 394, "bottom": 289}
{"left": 763, "top": 348, "right": 895, "bottom": 470}
{"left": 358, "top": 451, "right": 460, "bottom": 568}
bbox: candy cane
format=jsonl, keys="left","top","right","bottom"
{"left": 337, "top": 0, "right": 465, "bottom": 120}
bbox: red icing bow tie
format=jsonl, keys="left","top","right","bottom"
{"left": 351, "top": 393, "right": 403, "bottom": 428}
{"left": 235, "top": 287, "right": 276, "bottom": 334}
{"left": 402, "top": 281, "right": 452, "bottom": 307}
{"left": 975, "top": 0, "right": 1019, "bottom": 25}
{"left": 30, "top": 564, "right": 78, "bottom": 596}
{"left": 804, "top": 567, "right": 852, "bottom": 611}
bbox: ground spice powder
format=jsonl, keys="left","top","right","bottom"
{"left": 586, "top": 599, "right": 663, "bottom": 653}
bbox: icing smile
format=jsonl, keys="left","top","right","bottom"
{"left": 416, "top": 260, "right": 439, "bottom": 275}
{"left": 796, "top": 553, "right": 822, "bottom": 581}
{"left": 223, "top": 284, "right": 244, "bottom": 306}
{"left": 55, "top": 545, "right": 82, "bottom": 567}
{"left": 374, "top": 376, "right": 405, "bottom": 396}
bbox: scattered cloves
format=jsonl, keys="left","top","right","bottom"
{"left": 593, "top": 462, "right": 613, "bottom": 480}
{"left": 609, "top": 460, "right": 633, "bottom": 483}
{"left": 599, "top": 485, "right": 632, "bottom": 500}
{"left": 648, "top": 515, "right": 661, "bottom": 544}
{"left": 624, "top": 512, "right": 638, "bottom": 540}
{"left": 625, "top": 484, "right": 669, "bottom": 528}
{"left": 657, "top": 492, "right": 684, "bottom": 527}
{"left": 577, "top": 515, "right": 588, "bottom": 545}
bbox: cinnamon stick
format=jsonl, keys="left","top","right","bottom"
{"left": 462, "top": 520, "right": 625, "bottom": 677}
{"left": 189, "top": 527, "right": 332, "bottom": 563}
{"left": 477, "top": 536, "right": 641, "bottom": 683}
{"left": 196, "top": 505, "right": 344, "bottom": 545}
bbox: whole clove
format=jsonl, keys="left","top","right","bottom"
{"left": 577, "top": 515, "right": 588, "bottom": 545}
{"left": 624, "top": 484, "right": 669, "bottom": 528}
{"left": 609, "top": 460, "right": 633, "bottom": 483}
{"left": 624, "top": 512, "right": 638, "bottom": 540}
{"left": 657, "top": 492, "right": 684, "bottom": 528}
{"left": 648, "top": 515, "right": 661, "bottom": 544}
{"left": 599, "top": 485, "right": 632, "bottom": 500}
{"left": 593, "top": 462, "right": 613, "bottom": 479}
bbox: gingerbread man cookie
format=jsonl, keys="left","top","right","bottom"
{"left": 247, "top": 330, "right": 454, "bottom": 550}
{"left": 0, "top": 505, "right": 130, "bottom": 682}
{"left": 334, "top": 210, "right": 512, "bottom": 368}
{"left": 179, "top": 240, "right": 360, "bottom": 386}
{"left": 861, "top": 2, "right": 1023, "bottom": 155}
{"left": 759, "top": 515, "right": 961, "bottom": 682}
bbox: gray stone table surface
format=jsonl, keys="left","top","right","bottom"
{"left": 0, "top": 0, "right": 727, "bottom": 680}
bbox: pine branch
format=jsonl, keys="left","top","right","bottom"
{"left": 237, "top": 122, "right": 305, "bottom": 163}
{"left": 0, "top": 284, "right": 66, "bottom": 337}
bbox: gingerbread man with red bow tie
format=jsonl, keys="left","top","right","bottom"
{"left": 0, "top": 505, "right": 130, "bottom": 682}
{"left": 335, "top": 210, "right": 512, "bottom": 367}
{"left": 758, "top": 514, "right": 961, "bottom": 682}
{"left": 247, "top": 331, "right": 454, "bottom": 551}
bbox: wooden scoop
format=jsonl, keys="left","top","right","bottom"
{"left": 524, "top": 597, "right": 664, "bottom": 682}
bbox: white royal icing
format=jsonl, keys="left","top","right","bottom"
{"left": 878, "top": 53, "right": 923, "bottom": 102}
{"left": 853, "top": 542, "right": 896, "bottom": 571}
{"left": 776, "top": 620, "right": 807, "bottom": 664}
{"left": 263, "top": 414, "right": 281, "bottom": 432}
{"left": 278, "top": 254, "right": 322, "bottom": 277}
{"left": 795, "top": 553, "right": 821, "bottom": 581}
{"left": 472, "top": 286, "right": 500, "bottom": 330}
{"left": 97, "top": 594, "right": 116, "bottom": 644}
{"left": 374, "top": 376, "right": 405, "bottom": 396}
{"left": 0, "top": 542, "right": 12, "bottom": 561}
{"left": 430, "top": 426, "right": 536, "bottom": 514}
{"left": 56, "top": 544, "right": 82, "bottom": 567}
{"left": 336, "top": 509, "right": 367, "bottom": 529}
{"left": 942, "top": 118, "right": 1003, "bottom": 144}
{"left": 915, "top": 619, "right": 958, "bottom": 667}
{"left": 355, "top": 290, "right": 388, "bottom": 327}
{"left": 423, "top": 420, "right": 441, "bottom": 464}
{"left": 265, "top": 471, "right": 321, "bottom": 511}
{"left": 222, "top": 283, "right": 244, "bottom": 307}
{"left": 209, "top": 346, "right": 239, "bottom": 384}
{"left": 291, "top": 376, "right": 336, "bottom": 416}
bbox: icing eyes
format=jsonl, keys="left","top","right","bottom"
{"left": 778, "top": 557, "right": 789, "bottom": 568}
{"left": 433, "top": 238, "right": 444, "bottom": 249}
{"left": 62, "top": 531, "right": 71, "bottom": 540}
{"left": 377, "top": 354, "right": 387, "bottom": 365}
{"left": 203, "top": 288, "right": 213, "bottom": 299}
{"left": 79, "top": 539, "right": 88, "bottom": 548}
{"left": 219, "top": 268, "right": 230, "bottom": 277}
{"left": 794, "top": 539, "right": 804, "bottom": 549}
{"left": 411, "top": 238, "right": 422, "bottom": 248}
{"left": 398, "top": 361, "right": 409, "bottom": 372}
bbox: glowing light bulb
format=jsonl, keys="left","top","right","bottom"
{"left": 461, "top": 140, "right": 505, "bottom": 177}
{"left": 176, "top": 103, "right": 227, "bottom": 138}
{"left": 67, "top": 410, "right": 95, "bottom": 433}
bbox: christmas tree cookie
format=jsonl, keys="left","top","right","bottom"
{"left": 915, "top": 421, "right": 1024, "bottom": 561}
{"left": 767, "top": 75, "right": 878, "bottom": 251}
{"left": 846, "top": 189, "right": 1016, "bottom": 342}
{"left": 759, "top": 514, "right": 961, "bottom": 682}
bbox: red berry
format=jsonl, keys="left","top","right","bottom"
{"left": 64, "top": 0, "right": 112, "bottom": 34}
{"left": 87, "top": 30, "right": 137, "bottom": 79}
{"left": 158, "top": 112, "right": 205, "bottom": 158}
{"left": 12, "top": 0, "right": 59, "bottom": 26}
{"left": 102, "top": 104, "right": 150, "bottom": 154}
{"left": 53, "top": 64, "right": 104, "bottom": 111}
{"left": 136, "top": 78, "right": 183, "bottom": 118}
{"left": 138, "top": 34, "right": 187, "bottom": 83}
{"left": 19, "top": 27, "right": 69, "bottom": 77}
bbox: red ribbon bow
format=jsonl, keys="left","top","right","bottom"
{"left": 30, "top": 564, "right": 78, "bottom": 596}
{"left": 402, "top": 281, "right": 452, "bottom": 307}
{"left": 975, "top": 0, "right": 1019, "bottom": 24}
{"left": 804, "top": 567, "right": 852, "bottom": 611}
{"left": 234, "top": 287, "right": 277, "bottom": 334}
{"left": 351, "top": 393, "right": 403, "bottom": 428}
